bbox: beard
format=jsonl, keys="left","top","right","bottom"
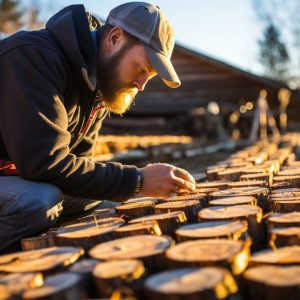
{"left": 97, "top": 44, "right": 138, "bottom": 115}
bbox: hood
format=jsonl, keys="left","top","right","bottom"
{"left": 46, "top": 5, "right": 101, "bottom": 91}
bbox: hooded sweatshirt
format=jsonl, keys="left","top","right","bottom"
{"left": 0, "top": 5, "right": 138, "bottom": 201}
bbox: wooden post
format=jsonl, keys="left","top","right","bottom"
{"left": 249, "top": 246, "right": 300, "bottom": 267}
{"left": 0, "top": 247, "right": 83, "bottom": 274}
{"left": 22, "top": 273, "right": 87, "bottom": 299}
{"left": 89, "top": 235, "right": 173, "bottom": 274}
{"left": 249, "top": 90, "right": 280, "bottom": 142}
{"left": 93, "top": 259, "right": 146, "bottom": 298}
{"left": 242, "top": 265, "right": 300, "bottom": 300}
{"left": 278, "top": 88, "right": 291, "bottom": 134}
{"left": 154, "top": 200, "right": 202, "bottom": 223}
{"left": 199, "top": 205, "right": 265, "bottom": 250}
{"left": 144, "top": 267, "right": 239, "bottom": 300}
{"left": 175, "top": 220, "right": 248, "bottom": 242}
{"left": 165, "top": 239, "right": 251, "bottom": 276}
{"left": 128, "top": 211, "right": 187, "bottom": 238}
{"left": 0, "top": 273, "right": 44, "bottom": 299}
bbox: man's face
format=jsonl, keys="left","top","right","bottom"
{"left": 98, "top": 42, "right": 157, "bottom": 115}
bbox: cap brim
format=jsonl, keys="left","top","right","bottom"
{"left": 142, "top": 43, "right": 181, "bottom": 88}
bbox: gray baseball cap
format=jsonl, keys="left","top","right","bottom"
{"left": 106, "top": 2, "right": 181, "bottom": 88}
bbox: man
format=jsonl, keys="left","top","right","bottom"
{"left": 0, "top": 2, "right": 195, "bottom": 253}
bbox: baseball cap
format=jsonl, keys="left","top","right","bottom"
{"left": 106, "top": 2, "right": 181, "bottom": 88}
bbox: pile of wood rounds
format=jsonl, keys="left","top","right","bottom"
{"left": 1, "top": 134, "right": 300, "bottom": 299}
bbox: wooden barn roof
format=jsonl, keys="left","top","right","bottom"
{"left": 130, "top": 43, "right": 300, "bottom": 115}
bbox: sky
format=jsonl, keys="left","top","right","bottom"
{"left": 37, "top": 0, "right": 265, "bottom": 76}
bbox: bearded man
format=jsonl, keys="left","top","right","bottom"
{"left": 0, "top": 2, "right": 195, "bottom": 253}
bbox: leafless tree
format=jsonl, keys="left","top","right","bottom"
{"left": 252, "top": 0, "right": 300, "bottom": 88}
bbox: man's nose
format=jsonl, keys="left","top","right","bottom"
{"left": 134, "top": 76, "right": 149, "bottom": 92}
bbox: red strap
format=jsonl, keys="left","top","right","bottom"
{"left": 78, "top": 105, "right": 105, "bottom": 137}
{"left": 0, "top": 160, "right": 18, "bottom": 176}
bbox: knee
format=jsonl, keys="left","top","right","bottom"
{"left": 20, "top": 184, "right": 63, "bottom": 230}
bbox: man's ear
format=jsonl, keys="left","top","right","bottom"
{"left": 106, "top": 27, "right": 125, "bottom": 53}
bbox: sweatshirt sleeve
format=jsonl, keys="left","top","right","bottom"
{"left": 0, "top": 45, "right": 138, "bottom": 201}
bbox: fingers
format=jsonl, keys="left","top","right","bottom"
{"left": 172, "top": 167, "right": 196, "bottom": 185}
{"left": 172, "top": 176, "right": 196, "bottom": 192}
{"left": 173, "top": 167, "right": 194, "bottom": 181}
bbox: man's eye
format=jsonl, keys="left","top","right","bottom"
{"left": 138, "top": 66, "right": 146, "bottom": 74}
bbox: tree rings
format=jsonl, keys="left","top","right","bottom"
{"left": 175, "top": 220, "right": 248, "bottom": 242}
{"left": 165, "top": 239, "right": 250, "bottom": 275}
{"left": 144, "top": 267, "right": 239, "bottom": 300}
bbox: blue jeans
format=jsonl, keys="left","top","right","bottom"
{"left": 0, "top": 176, "right": 117, "bottom": 253}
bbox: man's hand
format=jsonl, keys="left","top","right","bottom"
{"left": 138, "top": 163, "right": 196, "bottom": 198}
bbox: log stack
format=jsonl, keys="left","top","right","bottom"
{"left": 1, "top": 134, "right": 300, "bottom": 299}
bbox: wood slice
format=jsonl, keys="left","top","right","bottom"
{"left": 230, "top": 151, "right": 250, "bottom": 159}
{"left": 286, "top": 161, "right": 300, "bottom": 168}
{"left": 89, "top": 235, "right": 173, "bottom": 273}
{"left": 165, "top": 239, "right": 250, "bottom": 275}
{"left": 209, "top": 196, "right": 257, "bottom": 207}
{"left": 217, "top": 168, "right": 244, "bottom": 181}
{"left": 277, "top": 169, "right": 300, "bottom": 176}
{"left": 240, "top": 173, "right": 271, "bottom": 185}
{"left": 269, "top": 227, "right": 300, "bottom": 248}
{"left": 229, "top": 162, "right": 253, "bottom": 168}
{"left": 249, "top": 246, "right": 300, "bottom": 266}
{"left": 128, "top": 211, "right": 187, "bottom": 238}
{"left": 206, "top": 167, "right": 226, "bottom": 181}
{"left": 56, "top": 209, "right": 122, "bottom": 228}
{"left": 273, "top": 175, "right": 300, "bottom": 188}
{"left": 198, "top": 205, "right": 264, "bottom": 249}
{"left": 93, "top": 259, "right": 145, "bottom": 298}
{"left": 175, "top": 220, "right": 248, "bottom": 242}
{"left": 196, "top": 181, "right": 229, "bottom": 190}
{"left": 55, "top": 224, "right": 120, "bottom": 251}
{"left": 262, "top": 159, "right": 281, "bottom": 172}
{"left": 75, "top": 210, "right": 122, "bottom": 224}
{"left": 247, "top": 153, "right": 269, "bottom": 164}
{"left": 269, "top": 197, "right": 300, "bottom": 212}
{"left": 56, "top": 217, "right": 125, "bottom": 235}
{"left": 154, "top": 200, "right": 202, "bottom": 223}
{"left": 21, "top": 232, "right": 55, "bottom": 251}
{"left": 0, "top": 247, "right": 83, "bottom": 274}
{"left": 227, "top": 180, "right": 267, "bottom": 188}
{"left": 22, "top": 272, "right": 86, "bottom": 300}
{"left": 164, "top": 193, "right": 207, "bottom": 206}
{"left": 267, "top": 212, "right": 300, "bottom": 231}
{"left": 115, "top": 201, "right": 155, "bottom": 220}
{"left": 124, "top": 196, "right": 162, "bottom": 205}
{"left": 113, "top": 221, "right": 162, "bottom": 238}
{"left": 0, "top": 273, "right": 44, "bottom": 299}
{"left": 224, "top": 158, "right": 244, "bottom": 164}
{"left": 270, "top": 181, "right": 292, "bottom": 190}
{"left": 242, "top": 265, "right": 300, "bottom": 300}
{"left": 241, "top": 168, "right": 269, "bottom": 175}
{"left": 211, "top": 187, "right": 269, "bottom": 213}
{"left": 191, "top": 188, "right": 219, "bottom": 199}
{"left": 270, "top": 188, "right": 300, "bottom": 198}
{"left": 144, "top": 267, "right": 239, "bottom": 300}
{"left": 69, "top": 259, "right": 99, "bottom": 298}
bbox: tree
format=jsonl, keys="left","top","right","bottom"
{"left": 252, "top": 0, "right": 300, "bottom": 88}
{"left": 258, "top": 24, "right": 290, "bottom": 80}
{"left": 0, "top": 0, "right": 22, "bottom": 36}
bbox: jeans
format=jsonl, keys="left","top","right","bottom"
{"left": 0, "top": 176, "right": 118, "bottom": 253}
